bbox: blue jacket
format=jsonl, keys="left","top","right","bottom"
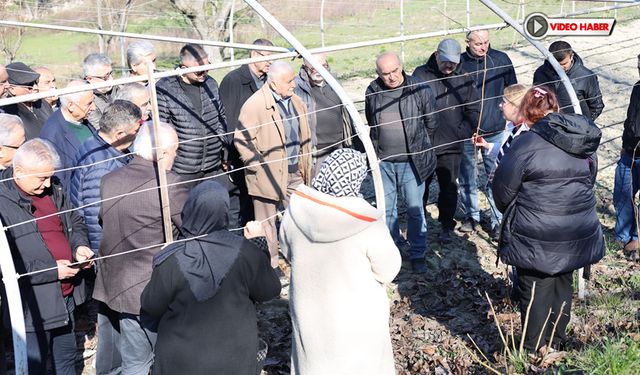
{"left": 70, "top": 133, "right": 132, "bottom": 254}
{"left": 40, "top": 110, "right": 97, "bottom": 190}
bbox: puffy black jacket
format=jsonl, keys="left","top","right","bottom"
{"left": 412, "top": 54, "right": 480, "bottom": 154}
{"left": 365, "top": 73, "right": 438, "bottom": 183}
{"left": 0, "top": 169, "right": 89, "bottom": 331}
{"left": 622, "top": 81, "right": 640, "bottom": 156}
{"left": 460, "top": 47, "right": 517, "bottom": 134}
{"left": 156, "top": 75, "right": 229, "bottom": 174}
{"left": 492, "top": 113, "right": 604, "bottom": 275}
{"left": 533, "top": 53, "right": 605, "bottom": 120}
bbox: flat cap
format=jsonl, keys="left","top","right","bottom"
{"left": 6, "top": 62, "right": 40, "bottom": 86}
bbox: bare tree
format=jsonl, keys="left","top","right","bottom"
{"left": 96, "top": 0, "right": 136, "bottom": 54}
{"left": 169, "top": 0, "right": 244, "bottom": 62}
{"left": 0, "top": 0, "right": 49, "bottom": 63}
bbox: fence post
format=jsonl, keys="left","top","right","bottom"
{"left": 0, "top": 216, "right": 28, "bottom": 375}
{"left": 146, "top": 61, "right": 174, "bottom": 243}
{"left": 400, "top": 0, "right": 405, "bottom": 64}
{"left": 229, "top": 0, "right": 235, "bottom": 62}
{"left": 320, "top": 0, "right": 326, "bottom": 48}
{"left": 466, "top": 0, "right": 471, "bottom": 28}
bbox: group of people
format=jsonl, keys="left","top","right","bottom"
{"left": 0, "top": 26, "right": 632, "bottom": 374}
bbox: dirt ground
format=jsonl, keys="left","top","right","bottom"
{"left": 4, "top": 17, "right": 639, "bottom": 375}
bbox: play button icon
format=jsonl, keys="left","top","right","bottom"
{"left": 525, "top": 13, "right": 549, "bottom": 39}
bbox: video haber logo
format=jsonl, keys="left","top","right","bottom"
{"left": 524, "top": 13, "right": 615, "bottom": 40}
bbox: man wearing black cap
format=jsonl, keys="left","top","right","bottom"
{"left": 1, "top": 62, "right": 53, "bottom": 140}
{"left": 413, "top": 39, "right": 480, "bottom": 244}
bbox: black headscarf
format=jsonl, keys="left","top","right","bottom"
{"left": 152, "top": 181, "right": 245, "bottom": 302}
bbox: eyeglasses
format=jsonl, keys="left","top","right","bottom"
{"left": 87, "top": 71, "right": 113, "bottom": 81}
{"left": 1, "top": 144, "right": 20, "bottom": 150}
{"left": 10, "top": 84, "right": 36, "bottom": 91}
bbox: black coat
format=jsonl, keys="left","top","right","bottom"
{"left": 533, "top": 53, "right": 605, "bottom": 120}
{"left": 141, "top": 181, "right": 280, "bottom": 375}
{"left": 0, "top": 169, "right": 89, "bottom": 331}
{"left": 412, "top": 54, "right": 480, "bottom": 154}
{"left": 621, "top": 81, "right": 640, "bottom": 156}
{"left": 365, "top": 73, "right": 438, "bottom": 183}
{"left": 156, "top": 75, "right": 229, "bottom": 174}
{"left": 492, "top": 113, "right": 604, "bottom": 275}
{"left": 2, "top": 100, "right": 53, "bottom": 141}
{"left": 219, "top": 64, "right": 261, "bottom": 134}
{"left": 460, "top": 47, "right": 517, "bottom": 134}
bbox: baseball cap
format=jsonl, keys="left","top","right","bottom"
{"left": 437, "top": 39, "right": 461, "bottom": 64}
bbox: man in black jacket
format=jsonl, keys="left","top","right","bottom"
{"left": 365, "top": 52, "right": 437, "bottom": 273}
{"left": 413, "top": 39, "right": 480, "bottom": 244}
{"left": 219, "top": 38, "right": 275, "bottom": 225}
{"left": 156, "top": 43, "right": 239, "bottom": 227}
{"left": 2, "top": 62, "right": 53, "bottom": 140}
{"left": 533, "top": 41, "right": 604, "bottom": 120}
{"left": 613, "top": 53, "right": 640, "bottom": 260}
{"left": 458, "top": 30, "right": 517, "bottom": 237}
{"left": 0, "top": 138, "right": 94, "bottom": 375}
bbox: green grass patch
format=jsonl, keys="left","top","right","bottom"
{"left": 567, "top": 336, "right": 640, "bottom": 375}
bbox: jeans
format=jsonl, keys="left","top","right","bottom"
{"left": 95, "top": 303, "right": 157, "bottom": 375}
{"left": 613, "top": 152, "right": 640, "bottom": 243}
{"left": 26, "top": 296, "right": 76, "bottom": 375}
{"left": 380, "top": 161, "right": 427, "bottom": 260}
{"left": 459, "top": 133, "right": 504, "bottom": 229}
{"left": 424, "top": 153, "right": 462, "bottom": 231}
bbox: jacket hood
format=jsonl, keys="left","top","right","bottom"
{"left": 531, "top": 112, "right": 601, "bottom": 157}
{"left": 153, "top": 181, "right": 244, "bottom": 302}
{"left": 286, "top": 184, "right": 384, "bottom": 243}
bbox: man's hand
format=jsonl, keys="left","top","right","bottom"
{"left": 57, "top": 260, "right": 80, "bottom": 280}
{"left": 244, "top": 221, "right": 265, "bottom": 239}
{"left": 75, "top": 246, "right": 95, "bottom": 269}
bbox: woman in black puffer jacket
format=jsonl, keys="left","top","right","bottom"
{"left": 492, "top": 86, "right": 604, "bottom": 352}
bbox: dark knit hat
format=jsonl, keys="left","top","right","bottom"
{"left": 6, "top": 62, "right": 40, "bottom": 86}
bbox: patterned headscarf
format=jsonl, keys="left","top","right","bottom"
{"left": 311, "top": 148, "right": 368, "bottom": 197}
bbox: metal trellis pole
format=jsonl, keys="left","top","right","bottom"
{"left": 0, "top": 216, "right": 28, "bottom": 375}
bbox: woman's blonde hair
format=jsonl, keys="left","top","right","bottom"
{"left": 503, "top": 84, "right": 530, "bottom": 107}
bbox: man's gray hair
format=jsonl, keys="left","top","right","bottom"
{"left": 99, "top": 100, "right": 142, "bottom": 135}
{"left": 13, "top": 138, "right": 61, "bottom": 169}
{"left": 83, "top": 53, "right": 113, "bottom": 77}
{"left": 267, "top": 61, "right": 293, "bottom": 82}
{"left": 59, "top": 80, "right": 92, "bottom": 107}
{"left": 0, "top": 114, "right": 24, "bottom": 145}
{"left": 133, "top": 121, "right": 177, "bottom": 161}
{"left": 112, "top": 83, "right": 148, "bottom": 103}
{"left": 127, "top": 41, "right": 155, "bottom": 68}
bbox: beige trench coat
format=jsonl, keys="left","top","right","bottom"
{"left": 234, "top": 84, "right": 312, "bottom": 201}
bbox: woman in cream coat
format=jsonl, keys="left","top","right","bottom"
{"left": 279, "top": 149, "right": 402, "bottom": 375}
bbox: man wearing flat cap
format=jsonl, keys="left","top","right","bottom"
{"left": 1, "top": 62, "right": 53, "bottom": 140}
{"left": 413, "top": 39, "right": 480, "bottom": 244}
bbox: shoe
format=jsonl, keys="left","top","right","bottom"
{"left": 411, "top": 259, "right": 428, "bottom": 274}
{"left": 459, "top": 219, "right": 477, "bottom": 233}
{"left": 438, "top": 230, "right": 453, "bottom": 244}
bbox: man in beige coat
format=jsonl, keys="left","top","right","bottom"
{"left": 235, "top": 61, "right": 312, "bottom": 267}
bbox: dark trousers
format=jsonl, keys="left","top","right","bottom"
{"left": 177, "top": 168, "right": 241, "bottom": 229}
{"left": 516, "top": 268, "right": 573, "bottom": 351}
{"left": 424, "top": 152, "right": 462, "bottom": 231}
{"left": 26, "top": 296, "right": 76, "bottom": 375}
